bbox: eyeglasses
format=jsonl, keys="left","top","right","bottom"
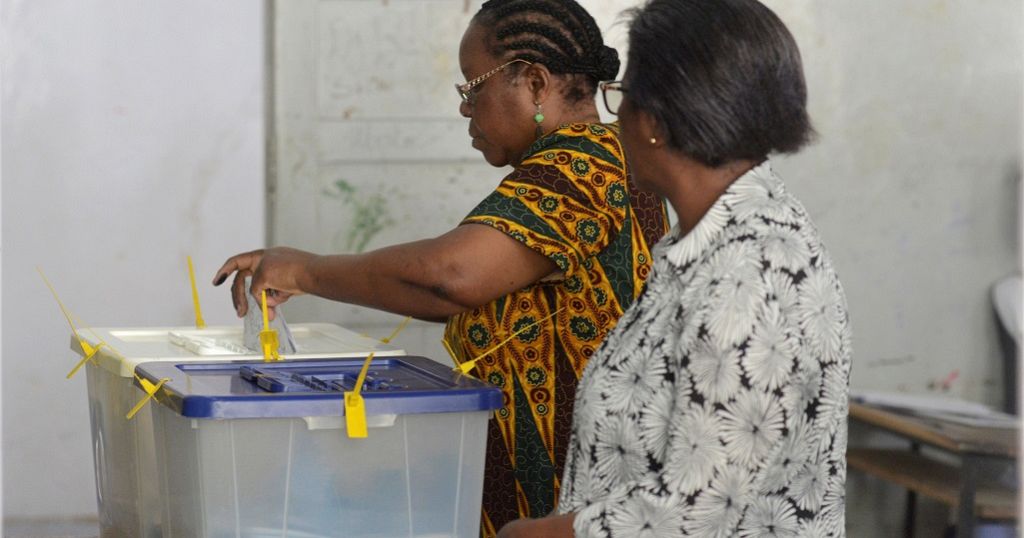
{"left": 599, "top": 80, "right": 627, "bottom": 115}
{"left": 455, "top": 59, "right": 532, "bottom": 104}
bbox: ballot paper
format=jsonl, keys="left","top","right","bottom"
{"left": 242, "top": 279, "right": 297, "bottom": 354}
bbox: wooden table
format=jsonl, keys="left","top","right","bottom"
{"left": 847, "top": 402, "right": 1019, "bottom": 537}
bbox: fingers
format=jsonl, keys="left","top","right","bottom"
{"left": 217, "top": 247, "right": 300, "bottom": 321}
{"left": 230, "top": 272, "right": 249, "bottom": 318}
{"left": 247, "top": 288, "right": 291, "bottom": 322}
{"left": 217, "top": 250, "right": 263, "bottom": 317}
{"left": 266, "top": 289, "right": 293, "bottom": 309}
{"left": 213, "top": 250, "right": 263, "bottom": 286}
{"left": 265, "top": 292, "right": 294, "bottom": 322}
{"left": 249, "top": 272, "right": 268, "bottom": 312}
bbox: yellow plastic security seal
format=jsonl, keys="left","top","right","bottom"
{"left": 454, "top": 307, "right": 564, "bottom": 375}
{"left": 66, "top": 341, "right": 105, "bottom": 380}
{"left": 380, "top": 316, "right": 411, "bottom": 344}
{"left": 259, "top": 290, "right": 281, "bottom": 362}
{"left": 344, "top": 316, "right": 412, "bottom": 438}
{"left": 344, "top": 352, "right": 375, "bottom": 439}
{"left": 187, "top": 256, "right": 206, "bottom": 329}
{"left": 38, "top": 267, "right": 173, "bottom": 420}
{"left": 126, "top": 374, "right": 170, "bottom": 420}
{"left": 37, "top": 267, "right": 107, "bottom": 379}
{"left": 441, "top": 337, "right": 459, "bottom": 365}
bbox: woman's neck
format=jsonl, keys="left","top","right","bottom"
{"left": 664, "top": 158, "right": 758, "bottom": 236}
{"left": 548, "top": 102, "right": 601, "bottom": 128}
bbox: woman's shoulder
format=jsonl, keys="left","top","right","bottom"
{"left": 523, "top": 121, "right": 626, "bottom": 169}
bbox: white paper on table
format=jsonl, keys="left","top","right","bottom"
{"left": 850, "top": 389, "right": 1018, "bottom": 428}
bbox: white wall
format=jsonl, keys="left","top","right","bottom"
{"left": 1, "top": 0, "right": 265, "bottom": 522}
{"left": 767, "top": 1, "right": 1022, "bottom": 405}
{"left": 0, "top": 1, "right": 5, "bottom": 527}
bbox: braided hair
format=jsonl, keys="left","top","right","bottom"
{"left": 475, "top": 0, "right": 620, "bottom": 103}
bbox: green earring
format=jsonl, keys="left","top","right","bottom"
{"left": 534, "top": 103, "right": 545, "bottom": 137}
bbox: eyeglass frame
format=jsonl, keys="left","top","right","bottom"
{"left": 455, "top": 58, "right": 533, "bottom": 104}
{"left": 599, "top": 80, "right": 627, "bottom": 116}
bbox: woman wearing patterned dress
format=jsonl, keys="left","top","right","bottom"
{"left": 497, "top": 1, "right": 852, "bottom": 537}
{"left": 214, "top": 1, "right": 668, "bottom": 536}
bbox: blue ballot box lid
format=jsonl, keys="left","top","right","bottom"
{"left": 134, "top": 356, "right": 502, "bottom": 419}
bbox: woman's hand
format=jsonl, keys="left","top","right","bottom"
{"left": 213, "top": 247, "right": 317, "bottom": 318}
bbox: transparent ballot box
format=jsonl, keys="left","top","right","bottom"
{"left": 72, "top": 324, "right": 403, "bottom": 538}
{"left": 137, "top": 357, "right": 501, "bottom": 538}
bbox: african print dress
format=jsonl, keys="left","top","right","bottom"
{"left": 443, "top": 122, "right": 668, "bottom": 537}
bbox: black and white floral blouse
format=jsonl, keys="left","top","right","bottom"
{"left": 557, "top": 161, "right": 852, "bottom": 537}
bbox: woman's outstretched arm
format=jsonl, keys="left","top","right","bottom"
{"left": 213, "top": 223, "right": 559, "bottom": 322}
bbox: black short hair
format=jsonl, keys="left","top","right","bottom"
{"left": 475, "top": 0, "right": 620, "bottom": 103}
{"left": 626, "top": 0, "right": 814, "bottom": 166}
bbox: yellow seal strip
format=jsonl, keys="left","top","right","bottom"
{"left": 259, "top": 290, "right": 281, "bottom": 362}
{"left": 344, "top": 316, "right": 411, "bottom": 438}
{"left": 379, "top": 316, "right": 411, "bottom": 344}
{"left": 66, "top": 341, "right": 106, "bottom": 380}
{"left": 453, "top": 307, "right": 565, "bottom": 375}
{"left": 37, "top": 269, "right": 168, "bottom": 420}
{"left": 126, "top": 375, "right": 170, "bottom": 420}
{"left": 37, "top": 267, "right": 106, "bottom": 379}
{"left": 187, "top": 256, "right": 206, "bottom": 329}
{"left": 344, "top": 351, "right": 376, "bottom": 439}
{"left": 441, "top": 336, "right": 459, "bottom": 366}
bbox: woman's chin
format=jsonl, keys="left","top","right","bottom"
{"left": 477, "top": 146, "right": 509, "bottom": 167}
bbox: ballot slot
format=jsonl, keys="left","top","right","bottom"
{"left": 239, "top": 364, "right": 413, "bottom": 393}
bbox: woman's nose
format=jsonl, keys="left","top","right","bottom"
{"left": 459, "top": 99, "right": 472, "bottom": 118}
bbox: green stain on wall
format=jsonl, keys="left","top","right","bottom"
{"left": 324, "top": 179, "right": 394, "bottom": 253}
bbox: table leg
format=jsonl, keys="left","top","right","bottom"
{"left": 903, "top": 489, "right": 917, "bottom": 537}
{"left": 955, "top": 455, "right": 979, "bottom": 538}
{"left": 904, "top": 441, "right": 921, "bottom": 537}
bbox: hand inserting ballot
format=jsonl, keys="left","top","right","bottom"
{"left": 240, "top": 277, "right": 297, "bottom": 354}
{"left": 213, "top": 247, "right": 317, "bottom": 320}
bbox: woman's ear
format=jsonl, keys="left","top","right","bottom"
{"left": 631, "top": 104, "right": 666, "bottom": 147}
{"left": 525, "top": 63, "right": 552, "bottom": 104}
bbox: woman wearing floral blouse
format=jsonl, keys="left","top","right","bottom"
{"left": 497, "top": 0, "right": 852, "bottom": 537}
